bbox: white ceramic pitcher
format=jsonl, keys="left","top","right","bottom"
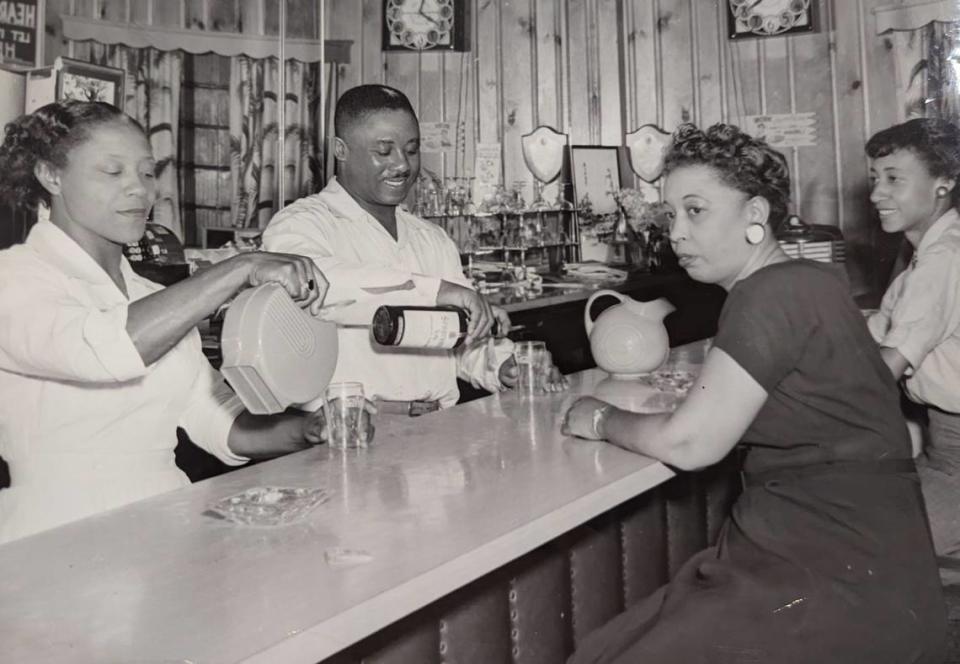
{"left": 584, "top": 290, "right": 675, "bottom": 379}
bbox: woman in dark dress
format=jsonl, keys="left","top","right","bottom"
{"left": 562, "top": 123, "right": 946, "bottom": 663}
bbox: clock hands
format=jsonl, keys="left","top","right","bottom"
{"left": 417, "top": 0, "right": 442, "bottom": 29}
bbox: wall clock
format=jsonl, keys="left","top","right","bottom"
{"left": 382, "top": 0, "right": 470, "bottom": 52}
{"left": 727, "top": 0, "right": 816, "bottom": 40}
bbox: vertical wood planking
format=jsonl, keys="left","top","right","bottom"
{"left": 359, "top": 0, "right": 384, "bottom": 86}
{"left": 566, "top": 0, "right": 589, "bottom": 144}
{"left": 793, "top": 29, "right": 839, "bottom": 230}
{"left": 534, "top": 0, "right": 559, "bottom": 128}
{"left": 694, "top": 0, "right": 723, "bottom": 128}
{"left": 500, "top": 0, "right": 535, "bottom": 191}
{"left": 475, "top": 0, "right": 500, "bottom": 175}
{"left": 626, "top": 0, "right": 658, "bottom": 128}
{"left": 418, "top": 51, "right": 446, "bottom": 183}
{"left": 723, "top": 39, "right": 762, "bottom": 124}
{"left": 657, "top": 0, "right": 693, "bottom": 130}
{"left": 833, "top": 0, "right": 873, "bottom": 296}
{"left": 596, "top": 0, "right": 621, "bottom": 146}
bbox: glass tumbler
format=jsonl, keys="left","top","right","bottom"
{"left": 514, "top": 341, "right": 547, "bottom": 394}
{"left": 325, "top": 382, "right": 372, "bottom": 449}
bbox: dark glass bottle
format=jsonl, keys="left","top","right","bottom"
{"left": 372, "top": 305, "right": 469, "bottom": 349}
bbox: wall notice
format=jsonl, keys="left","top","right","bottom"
{"left": 744, "top": 112, "right": 818, "bottom": 149}
{"left": 0, "top": 0, "right": 42, "bottom": 69}
{"left": 419, "top": 121, "right": 454, "bottom": 153}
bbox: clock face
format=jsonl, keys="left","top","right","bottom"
{"left": 729, "top": 0, "right": 812, "bottom": 38}
{"left": 385, "top": 0, "right": 456, "bottom": 51}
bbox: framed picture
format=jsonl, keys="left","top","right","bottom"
{"left": 570, "top": 145, "right": 623, "bottom": 216}
{"left": 56, "top": 58, "right": 125, "bottom": 108}
{"left": 727, "top": 0, "right": 817, "bottom": 40}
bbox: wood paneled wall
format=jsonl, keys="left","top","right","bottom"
{"left": 40, "top": 0, "right": 932, "bottom": 296}
{"left": 326, "top": 0, "right": 919, "bottom": 298}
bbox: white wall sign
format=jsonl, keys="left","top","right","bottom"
{"left": 419, "top": 121, "right": 453, "bottom": 153}
{"left": 744, "top": 112, "right": 818, "bottom": 148}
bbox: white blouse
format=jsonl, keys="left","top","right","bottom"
{"left": 0, "top": 221, "right": 246, "bottom": 544}
{"left": 868, "top": 208, "right": 960, "bottom": 413}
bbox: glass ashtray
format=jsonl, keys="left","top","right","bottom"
{"left": 207, "top": 486, "right": 330, "bottom": 526}
{"left": 638, "top": 369, "right": 697, "bottom": 397}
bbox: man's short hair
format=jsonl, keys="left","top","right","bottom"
{"left": 334, "top": 85, "right": 417, "bottom": 138}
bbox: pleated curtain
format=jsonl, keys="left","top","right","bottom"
{"left": 229, "top": 56, "right": 325, "bottom": 231}
{"left": 889, "top": 21, "right": 960, "bottom": 124}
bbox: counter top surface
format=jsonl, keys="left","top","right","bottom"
{"left": 0, "top": 367, "right": 688, "bottom": 664}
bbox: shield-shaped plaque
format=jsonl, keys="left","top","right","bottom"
{"left": 625, "top": 124, "right": 672, "bottom": 183}
{"left": 521, "top": 125, "right": 568, "bottom": 184}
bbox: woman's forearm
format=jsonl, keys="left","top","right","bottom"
{"left": 126, "top": 257, "right": 249, "bottom": 365}
{"left": 227, "top": 410, "right": 313, "bottom": 460}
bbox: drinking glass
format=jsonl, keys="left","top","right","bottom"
{"left": 325, "top": 382, "right": 373, "bottom": 449}
{"left": 514, "top": 341, "right": 547, "bottom": 394}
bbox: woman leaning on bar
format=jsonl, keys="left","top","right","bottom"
{"left": 562, "top": 123, "right": 946, "bottom": 663}
{"left": 0, "top": 100, "right": 336, "bottom": 545}
{"left": 865, "top": 117, "right": 960, "bottom": 585}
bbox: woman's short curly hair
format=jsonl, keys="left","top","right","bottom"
{"left": 663, "top": 123, "right": 792, "bottom": 231}
{"left": 0, "top": 101, "right": 144, "bottom": 210}
{"left": 866, "top": 118, "right": 960, "bottom": 205}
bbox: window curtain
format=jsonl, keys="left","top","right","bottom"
{"left": 78, "top": 43, "right": 184, "bottom": 239}
{"left": 889, "top": 21, "right": 960, "bottom": 122}
{"left": 229, "top": 56, "right": 325, "bottom": 231}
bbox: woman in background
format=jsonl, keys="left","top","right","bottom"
{"left": 0, "top": 101, "right": 334, "bottom": 544}
{"left": 563, "top": 123, "right": 945, "bottom": 663}
{"left": 866, "top": 117, "right": 960, "bottom": 583}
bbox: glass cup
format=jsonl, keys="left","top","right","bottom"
{"left": 324, "top": 382, "right": 373, "bottom": 449}
{"left": 514, "top": 341, "right": 547, "bottom": 394}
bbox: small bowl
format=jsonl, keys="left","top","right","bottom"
{"left": 207, "top": 486, "right": 330, "bottom": 526}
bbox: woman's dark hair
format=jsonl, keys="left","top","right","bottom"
{"left": 866, "top": 118, "right": 960, "bottom": 206}
{"left": 0, "top": 101, "right": 144, "bottom": 210}
{"left": 663, "top": 123, "right": 792, "bottom": 231}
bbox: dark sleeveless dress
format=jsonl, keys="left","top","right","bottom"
{"left": 569, "top": 260, "right": 947, "bottom": 664}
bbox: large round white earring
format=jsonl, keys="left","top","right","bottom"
{"left": 745, "top": 223, "right": 766, "bottom": 245}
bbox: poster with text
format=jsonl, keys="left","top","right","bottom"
{"left": 0, "top": 0, "right": 42, "bottom": 69}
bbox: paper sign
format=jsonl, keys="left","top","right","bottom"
{"left": 472, "top": 142, "right": 502, "bottom": 206}
{"left": 744, "top": 112, "right": 817, "bottom": 148}
{"left": 419, "top": 121, "right": 454, "bottom": 153}
{"left": 0, "top": 0, "right": 42, "bottom": 69}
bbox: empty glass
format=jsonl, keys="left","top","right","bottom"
{"left": 325, "top": 382, "right": 373, "bottom": 449}
{"left": 514, "top": 340, "right": 547, "bottom": 394}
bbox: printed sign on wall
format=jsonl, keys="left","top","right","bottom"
{"left": 0, "top": 0, "right": 43, "bottom": 69}
{"left": 744, "top": 112, "right": 818, "bottom": 149}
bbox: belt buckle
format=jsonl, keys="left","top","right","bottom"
{"left": 408, "top": 400, "right": 438, "bottom": 417}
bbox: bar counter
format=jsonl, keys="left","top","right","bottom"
{"left": 0, "top": 365, "right": 694, "bottom": 663}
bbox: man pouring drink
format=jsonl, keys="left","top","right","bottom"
{"left": 264, "top": 84, "right": 566, "bottom": 424}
